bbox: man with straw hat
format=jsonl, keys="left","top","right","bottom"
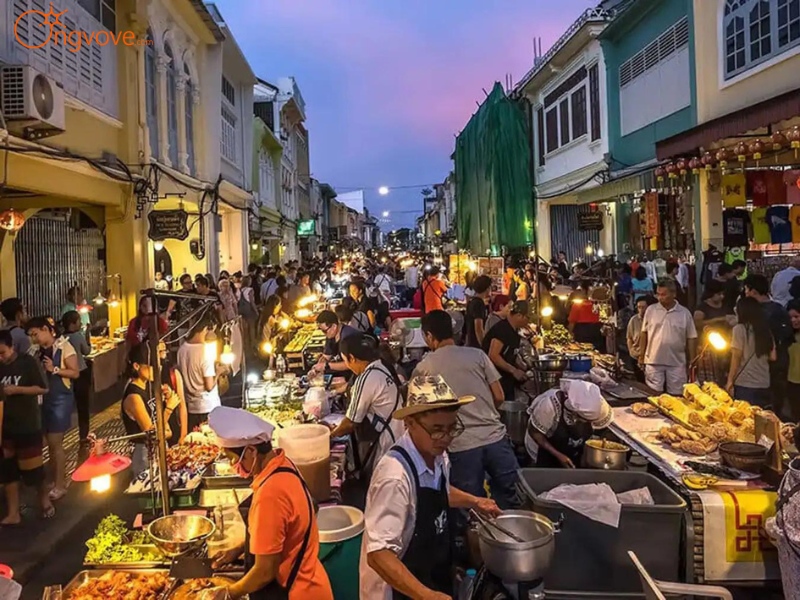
{"left": 207, "top": 406, "right": 333, "bottom": 600}
{"left": 360, "top": 376, "right": 502, "bottom": 600}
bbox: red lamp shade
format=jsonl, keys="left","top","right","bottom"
{"left": 734, "top": 141, "right": 749, "bottom": 162}
{"left": 772, "top": 131, "right": 788, "bottom": 150}
{"left": 0, "top": 209, "right": 25, "bottom": 232}
{"left": 701, "top": 151, "right": 716, "bottom": 169}
{"left": 72, "top": 452, "right": 131, "bottom": 482}
{"left": 716, "top": 148, "right": 730, "bottom": 167}
{"left": 748, "top": 139, "right": 764, "bottom": 160}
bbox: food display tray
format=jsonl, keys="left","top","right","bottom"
{"left": 124, "top": 468, "right": 206, "bottom": 498}
{"left": 62, "top": 569, "right": 170, "bottom": 598}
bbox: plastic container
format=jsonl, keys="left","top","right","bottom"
{"left": 517, "top": 468, "right": 687, "bottom": 596}
{"left": 317, "top": 505, "right": 364, "bottom": 600}
{"left": 457, "top": 568, "right": 476, "bottom": 599}
{"left": 278, "top": 424, "right": 331, "bottom": 501}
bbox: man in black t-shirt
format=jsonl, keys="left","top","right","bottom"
{"left": 0, "top": 329, "right": 52, "bottom": 523}
{"left": 482, "top": 301, "right": 530, "bottom": 402}
{"left": 465, "top": 275, "right": 492, "bottom": 348}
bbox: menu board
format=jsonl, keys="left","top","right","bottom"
{"left": 478, "top": 257, "right": 505, "bottom": 293}
{"left": 448, "top": 254, "right": 472, "bottom": 286}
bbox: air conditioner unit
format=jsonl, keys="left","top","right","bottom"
{"left": 1, "top": 66, "right": 65, "bottom": 139}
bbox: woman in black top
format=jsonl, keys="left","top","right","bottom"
{"left": 346, "top": 281, "right": 376, "bottom": 329}
{"left": 122, "top": 345, "right": 181, "bottom": 474}
{"left": 465, "top": 275, "right": 492, "bottom": 348}
{"left": 158, "top": 342, "right": 188, "bottom": 445}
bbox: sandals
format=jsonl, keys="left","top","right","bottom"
{"left": 41, "top": 505, "right": 56, "bottom": 519}
{"left": 48, "top": 487, "right": 67, "bottom": 501}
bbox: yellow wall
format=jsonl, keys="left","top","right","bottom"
{"left": 694, "top": 0, "right": 800, "bottom": 123}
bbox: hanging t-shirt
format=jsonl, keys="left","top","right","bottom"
{"left": 791, "top": 205, "right": 800, "bottom": 243}
{"left": 747, "top": 171, "right": 769, "bottom": 207}
{"left": 767, "top": 206, "right": 792, "bottom": 244}
{"left": 766, "top": 170, "right": 788, "bottom": 205}
{"left": 724, "top": 248, "right": 748, "bottom": 279}
{"left": 785, "top": 170, "right": 800, "bottom": 204}
{"left": 752, "top": 207, "right": 771, "bottom": 244}
{"left": 723, "top": 209, "right": 750, "bottom": 247}
{"left": 721, "top": 173, "right": 747, "bottom": 207}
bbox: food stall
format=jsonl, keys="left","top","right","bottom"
{"left": 608, "top": 382, "right": 795, "bottom": 585}
{"left": 87, "top": 328, "right": 127, "bottom": 393}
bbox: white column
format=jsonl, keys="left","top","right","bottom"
{"left": 176, "top": 72, "right": 188, "bottom": 174}
{"left": 156, "top": 54, "right": 170, "bottom": 165}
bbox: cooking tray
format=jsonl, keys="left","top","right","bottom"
{"left": 62, "top": 569, "right": 170, "bottom": 598}
{"left": 202, "top": 463, "right": 250, "bottom": 489}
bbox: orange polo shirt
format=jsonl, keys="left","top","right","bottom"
{"left": 249, "top": 450, "right": 333, "bottom": 600}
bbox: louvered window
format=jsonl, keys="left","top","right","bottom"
{"left": 144, "top": 29, "right": 159, "bottom": 159}
{"left": 221, "top": 107, "right": 237, "bottom": 163}
{"left": 589, "top": 64, "right": 601, "bottom": 141}
{"left": 619, "top": 17, "right": 690, "bottom": 88}
{"left": 724, "top": 0, "right": 800, "bottom": 79}
{"left": 165, "top": 44, "right": 179, "bottom": 166}
{"left": 8, "top": 0, "right": 118, "bottom": 117}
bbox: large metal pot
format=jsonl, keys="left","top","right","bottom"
{"left": 477, "top": 510, "right": 558, "bottom": 583}
{"left": 532, "top": 354, "right": 568, "bottom": 372}
{"left": 499, "top": 401, "right": 527, "bottom": 445}
{"left": 582, "top": 439, "right": 629, "bottom": 470}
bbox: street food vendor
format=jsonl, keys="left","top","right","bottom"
{"left": 208, "top": 406, "right": 333, "bottom": 600}
{"left": 524, "top": 380, "right": 612, "bottom": 468}
{"left": 481, "top": 300, "right": 530, "bottom": 402}
{"left": 360, "top": 382, "right": 501, "bottom": 599}
{"left": 308, "top": 310, "right": 359, "bottom": 375}
{"left": 328, "top": 334, "right": 405, "bottom": 500}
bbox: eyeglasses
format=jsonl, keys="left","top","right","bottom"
{"left": 416, "top": 418, "right": 465, "bottom": 441}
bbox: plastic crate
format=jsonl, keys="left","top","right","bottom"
{"left": 517, "top": 469, "right": 687, "bottom": 596}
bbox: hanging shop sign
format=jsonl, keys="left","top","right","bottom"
{"left": 297, "top": 219, "right": 316, "bottom": 237}
{"left": 147, "top": 209, "right": 190, "bottom": 241}
{"left": 478, "top": 256, "right": 505, "bottom": 293}
{"left": 577, "top": 211, "right": 604, "bottom": 231}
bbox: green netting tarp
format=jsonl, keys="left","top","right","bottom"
{"left": 454, "top": 82, "right": 533, "bottom": 255}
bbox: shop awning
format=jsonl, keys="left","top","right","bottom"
{"left": 575, "top": 167, "right": 656, "bottom": 203}
{"left": 656, "top": 87, "right": 800, "bottom": 160}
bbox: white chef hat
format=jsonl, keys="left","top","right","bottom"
{"left": 208, "top": 406, "right": 275, "bottom": 448}
{"left": 561, "top": 380, "right": 613, "bottom": 430}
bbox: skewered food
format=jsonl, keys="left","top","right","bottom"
{"left": 66, "top": 571, "right": 169, "bottom": 599}
{"left": 631, "top": 402, "right": 659, "bottom": 418}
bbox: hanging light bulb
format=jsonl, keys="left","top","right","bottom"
{"left": 153, "top": 240, "right": 164, "bottom": 251}
{"left": 0, "top": 209, "right": 25, "bottom": 232}
{"left": 261, "top": 340, "right": 274, "bottom": 355}
{"left": 597, "top": 249, "right": 605, "bottom": 258}
{"left": 585, "top": 244, "right": 594, "bottom": 255}
{"left": 220, "top": 344, "right": 235, "bottom": 366}
{"left": 108, "top": 293, "right": 120, "bottom": 308}
{"left": 280, "top": 318, "right": 291, "bottom": 330}
{"left": 93, "top": 293, "right": 106, "bottom": 305}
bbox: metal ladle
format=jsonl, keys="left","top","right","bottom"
{"left": 469, "top": 509, "right": 526, "bottom": 543}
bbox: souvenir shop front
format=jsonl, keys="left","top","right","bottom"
{"left": 656, "top": 90, "right": 800, "bottom": 285}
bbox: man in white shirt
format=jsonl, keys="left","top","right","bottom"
{"left": 177, "top": 319, "right": 223, "bottom": 431}
{"left": 373, "top": 267, "right": 394, "bottom": 305}
{"left": 360, "top": 382, "right": 500, "bottom": 600}
{"left": 770, "top": 257, "right": 800, "bottom": 307}
{"left": 638, "top": 279, "right": 697, "bottom": 395}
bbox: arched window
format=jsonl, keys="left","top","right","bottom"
{"left": 184, "top": 64, "right": 196, "bottom": 175}
{"left": 144, "top": 29, "right": 159, "bottom": 159}
{"left": 723, "top": 0, "right": 800, "bottom": 79}
{"left": 165, "top": 43, "right": 179, "bottom": 167}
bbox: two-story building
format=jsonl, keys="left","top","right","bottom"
{"left": 656, "top": 0, "right": 800, "bottom": 279}
{"left": 275, "top": 76, "right": 306, "bottom": 263}
{"left": 515, "top": 6, "right": 616, "bottom": 264}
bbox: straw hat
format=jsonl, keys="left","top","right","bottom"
{"left": 393, "top": 374, "right": 474, "bottom": 419}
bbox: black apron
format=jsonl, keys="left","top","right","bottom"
{"left": 343, "top": 367, "right": 403, "bottom": 509}
{"left": 536, "top": 393, "right": 593, "bottom": 468}
{"left": 241, "top": 466, "right": 313, "bottom": 600}
{"left": 390, "top": 445, "right": 453, "bottom": 599}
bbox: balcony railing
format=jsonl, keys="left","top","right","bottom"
{"left": 2, "top": 0, "right": 119, "bottom": 119}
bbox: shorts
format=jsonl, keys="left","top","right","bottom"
{"left": 0, "top": 431, "right": 45, "bottom": 486}
{"left": 42, "top": 392, "right": 75, "bottom": 434}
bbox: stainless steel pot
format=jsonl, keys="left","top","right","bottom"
{"left": 532, "top": 354, "right": 568, "bottom": 372}
{"left": 582, "top": 440, "right": 629, "bottom": 470}
{"left": 499, "top": 401, "right": 527, "bottom": 445}
{"left": 477, "top": 510, "right": 558, "bottom": 583}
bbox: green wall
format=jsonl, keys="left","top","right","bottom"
{"left": 601, "top": 0, "right": 697, "bottom": 167}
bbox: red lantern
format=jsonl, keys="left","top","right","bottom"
{"left": 0, "top": 209, "right": 25, "bottom": 233}
{"left": 772, "top": 131, "right": 788, "bottom": 151}
{"left": 655, "top": 166, "right": 666, "bottom": 182}
{"left": 688, "top": 157, "right": 702, "bottom": 174}
{"left": 701, "top": 151, "right": 716, "bottom": 170}
{"left": 676, "top": 158, "right": 688, "bottom": 175}
{"left": 716, "top": 148, "right": 730, "bottom": 168}
{"left": 734, "top": 141, "right": 749, "bottom": 163}
{"left": 665, "top": 162, "right": 678, "bottom": 179}
{"left": 748, "top": 139, "right": 764, "bottom": 160}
